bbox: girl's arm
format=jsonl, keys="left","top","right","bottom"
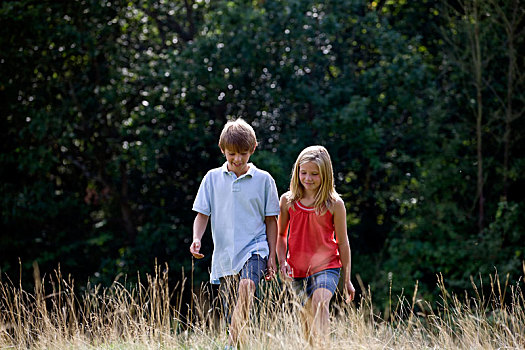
{"left": 277, "top": 194, "right": 292, "bottom": 279}
{"left": 333, "top": 198, "right": 355, "bottom": 302}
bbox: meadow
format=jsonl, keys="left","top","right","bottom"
{"left": 1, "top": 262, "right": 524, "bottom": 349}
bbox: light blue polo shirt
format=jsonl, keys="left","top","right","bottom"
{"left": 192, "top": 162, "right": 280, "bottom": 284}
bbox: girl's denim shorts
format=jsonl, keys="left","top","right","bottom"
{"left": 292, "top": 268, "right": 341, "bottom": 298}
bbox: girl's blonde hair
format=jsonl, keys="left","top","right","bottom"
{"left": 288, "top": 145, "right": 338, "bottom": 214}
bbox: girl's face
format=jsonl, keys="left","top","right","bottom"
{"left": 299, "top": 161, "right": 321, "bottom": 193}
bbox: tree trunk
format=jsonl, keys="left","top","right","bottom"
{"left": 120, "top": 161, "right": 137, "bottom": 244}
{"left": 471, "top": 1, "right": 485, "bottom": 233}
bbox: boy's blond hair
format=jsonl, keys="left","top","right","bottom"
{"left": 288, "top": 145, "right": 338, "bottom": 214}
{"left": 218, "top": 118, "right": 257, "bottom": 152}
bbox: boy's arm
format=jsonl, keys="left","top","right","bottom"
{"left": 333, "top": 198, "right": 355, "bottom": 302}
{"left": 264, "top": 215, "right": 278, "bottom": 279}
{"left": 277, "top": 194, "right": 292, "bottom": 279}
{"left": 190, "top": 213, "right": 209, "bottom": 259}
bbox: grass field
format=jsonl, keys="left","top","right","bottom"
{"left": 1, "top": 262, "right": 524, "bottom": 349}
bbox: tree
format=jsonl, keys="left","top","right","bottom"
{"left": 384, "top": 0, "right": 525, "bottom": 300}
{"left": 1, "top": 0, "right": 523, "bottom": 305}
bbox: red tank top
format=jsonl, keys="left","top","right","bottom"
{"left": 286, "top": 201, "right": 342, "bottom": 278}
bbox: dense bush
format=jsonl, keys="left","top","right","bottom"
{"left": 1, "top": 0, "right": 523, "bottom": 306}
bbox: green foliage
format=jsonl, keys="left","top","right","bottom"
{"left": 382, "top": 0, "right": 525, "bottom": 303}
{"left": 1, "top": 0, "right": 523, "bottom": 308}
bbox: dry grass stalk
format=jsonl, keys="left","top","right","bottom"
{"left": 0, "top": 262, "right": 523, "bottom": 349}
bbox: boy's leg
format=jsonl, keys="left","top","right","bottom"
{"left": 229, "top": 254, "right": 267, "bottom": 346}
{"left": 208, "top": 283, "right": 222, "bottom": 331}
{"left": 218, "top": 275, "right": 238, "bottom": 325}
{"left": 229, "top": 278, "right": 256, "bottom": 346}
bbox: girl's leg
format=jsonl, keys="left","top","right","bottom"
{"left": 309, "top": 287, "right": 333, "bottom": 339}
{"left": 303, "top": 268, "right": 340, "bottom": 344}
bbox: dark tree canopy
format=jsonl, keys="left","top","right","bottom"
{"left": 1, "top": 0, "right": 524, "bottom": 305}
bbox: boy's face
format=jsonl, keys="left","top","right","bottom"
{"left": 222, "top": 147, "right": 254, "bottom": 176}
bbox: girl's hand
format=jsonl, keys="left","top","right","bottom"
{"left": 279, "top": 261, "right": 293, "bottom": 281}
{"left": 189, "top": 239, "right": 204, "bottom": 259}
{"left": 345, "top": 280, "right": 356, "bottom": 303}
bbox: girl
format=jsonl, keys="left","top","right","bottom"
{"left": 277, "top": 145, "right": 355, "bottom": 342}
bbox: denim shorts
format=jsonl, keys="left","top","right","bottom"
{"left": 217, "top": 254, "right": 267, "bottom": 323}
{"left": 239, "top": 254, "right": 268, "bottom": 285}
{"left": 292, "top": 268, "right": 341, "bottom": 298}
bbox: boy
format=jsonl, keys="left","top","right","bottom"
{"left": 189, "top": 118, "right": 279, "bottom": 346}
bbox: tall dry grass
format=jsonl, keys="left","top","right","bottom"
{"left": 1, "top": 261, "right": 524, "bottom": 349}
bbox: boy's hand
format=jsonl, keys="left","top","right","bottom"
{"left": 189, "top": 239, "right": 204, "bottom": 259}
{"left": 265, "top": 256, "right": 276, "bottom": 280}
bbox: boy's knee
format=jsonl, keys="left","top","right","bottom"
{"left": 238, "top": 278, "right": 256, "bottom": 295}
